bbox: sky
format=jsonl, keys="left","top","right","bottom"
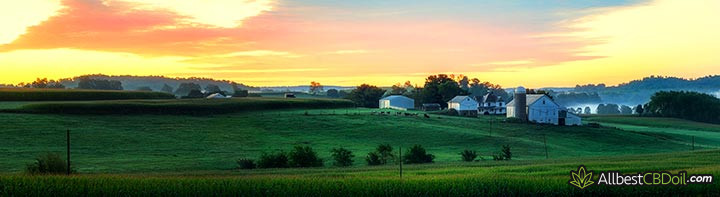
{"left": 0, "top": 0, "right": 719, "bottom": 88}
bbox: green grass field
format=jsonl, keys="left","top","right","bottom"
{"left": 2, "top": 150, "right": 718, "bottom": 196}
{"left": 1, "top": 99, "right": 718, "bottom": 195}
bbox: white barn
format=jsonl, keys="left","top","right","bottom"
{"left": 379, "top": 95, "right": 414, "bottom": 110}
{"left": 507, "top": 91, "right": 582, "bottom": 126}
{"left": 448, "top": 96, "right": 479, "bottom": 116}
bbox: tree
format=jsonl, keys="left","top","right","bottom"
{"left": 205, "top": 84, "right": 221, "bottom": 94}
{"left": 366, "top": 144, "right": 395, "bottom": 165}
{"left": 634, "top": 104, "right": 644, "bottom": 115}
{"left": 645, "top": 91, "right": 720, "bottom": 123}
{"left": 346, "top": 84, "right": 385, "bottom": 108}
{"left": 77, "top": 77, "right": 123, "bottom": 90}
{"left": 174, "top": 83, "right": 201, "bottom": 96}
{"left": 136, "top": 86, "right": 153, "bottom": 91}
{"left": 25, "top": 153, "right": 71, "bottom": 174}
{"left": 257, "top": 152, "right": 289, "bottom": 168}
{"left": 596, "top": 104, "right": 621, "bottom": 114}
{"left": 233, "top": 89, "right": 249, "bottom": 97}
{"left": 460, "top": 149, "right": 478, "bottom": 162}
{"left": 421, "top": 74, "right": 463, "bottom": 107}
{"left": 309, "top": 81, "right": 323, "bottom": 95}
{"left": 493, "top": 145, "right": 512, "bottom": 161}
{"left": 330, "top": 148, "right": 354, "bottom": 167}
{"left": 403, "top": 145, "right": 435, "bottom": 164}
{"left": 185, "top": 89, "right": 204, "bottom": 98}
{"left": 237, "top": 158, "right": 256, "bottom": 169}
{"left": 288, "top": 145, "right": 323, "bottom": 167}
{"left": 390, "top": 84, "right": 407, "bottom": 95}
{"left": 161, "top": 84, "right": 174, "bottom": 93}
{"left": 620, "top": 105, "right": 633, "bottom": 114}
{"left": 584, "top": 107, "right": 592, "bottom": 114}
{"left": 326, "top": 89, "right": 339, "bottom": 98}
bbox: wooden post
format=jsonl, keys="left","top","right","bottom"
{"left": 543, "top": 134, "right": 549, "bottom": 159}
{"left": 66, "top": 129, "right": 71, "bottom": 175}
{"left": 692, "top": 136, "right": 695, "bottom": 151}
{"left": 399, "top": 146, "right": 403, "bottom": 178}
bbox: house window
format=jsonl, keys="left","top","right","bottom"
{"left": 543, "top": 100, "right": 545, "bottom": 104}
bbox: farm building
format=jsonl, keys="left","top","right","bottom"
{"left": 478, "top": 92, "right": 506, "bottom": 115}
{"left": 206, "top": 93, "right": 229, "bottom": 99}
{"left": 507, "top": 87, "right": 581, "bottom": 126}
{"left": 379, "top": 95, "right": 415, "bottom": 110}
{"left": 447, "top": 95, "right": 479, "bottom": 116}
{"left": 284, "top": 93, "right": 296, "bottom": 98}
{"left": 421, "top": 103, "right": 442, "bottom": 111}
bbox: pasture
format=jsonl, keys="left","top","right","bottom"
{"left": 1, "top": 98, "right": 718, "bottom": 195}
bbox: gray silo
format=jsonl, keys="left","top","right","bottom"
{"left": 513, "top": 86, "right": 527, "bottom": 120}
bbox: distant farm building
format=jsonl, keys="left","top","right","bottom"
{"left": 284, "top": 93, "right": 296, "bottom": 98}
{"left": 421, "top": 103, "right": 441, "bottom": 111}
{"left": 206, "top": 93, "right": 229, "bottom": 99}
{"left": 447, "top": 95, "right": 479, "bottom": 116}
{"left": 379, "top": 95, "right": 415, "bottom": 110}
{"left": 507, "top": 87, "right": 581, "bottom": 126}
{"left": 478, "top": 92, "right": 506, "bottom": 115}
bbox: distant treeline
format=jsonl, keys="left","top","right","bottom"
{"left": 645, "top": 91, "right": 720, "bottom": 124}
{"left": 571, "top": 75, "right": 720, "bottom": 105}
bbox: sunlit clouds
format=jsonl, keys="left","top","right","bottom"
{"left": 0, "top": 0, "right": 718, "bottom": 87}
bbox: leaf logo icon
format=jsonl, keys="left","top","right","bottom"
{"left": 569, "top": 165, "right": 595, "bottom": 189}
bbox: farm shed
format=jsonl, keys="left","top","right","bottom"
{"left": 379, "top": 95, "right": 415, "bottom": 110}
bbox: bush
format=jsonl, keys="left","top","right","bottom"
{"left": 403, "top": 145, "right": 435, "bottom": 164}
{"left": 588, "top": 122, "right": 601, "bottom": 128}
{"left": 288, "top": 146, "right": 323, "bottom": 168}
{"left": 26, "top": 153, "right": 70, "bottom": 174}
{"left": 331, "top": 148, "right": 354, "bottom": 167}
{"left": 459, "top": 149, "right": 478, "bottom": 162}
{"left": 257, "top": 152, "right": 289, "bottom": 168}
{"left": 493, "top": 145, "right": 512, "bottom": 161}
{"left": 237, "top": 158, "right": 256, "bottom": 169}
{"left": 365, "top": 152, "right": 383, "bottom": 166}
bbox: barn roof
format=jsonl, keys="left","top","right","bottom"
{"left": 380, "top": 95, "right": 413, "bottom": 101}
{"left": 449, "top": 95, "right": 478, "bottom": 103}
{"left": 506, "top": 94, "right": 554, "bottom": 106}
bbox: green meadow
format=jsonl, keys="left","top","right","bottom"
{"left": 1, "top": 98, "right": 718, "bottom": 195}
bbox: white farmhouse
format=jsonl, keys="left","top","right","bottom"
{"left": 478, "top": 92, "right": 506, "bottom": 115}
{"left": 507, "top": 87, "right": 581, "bottom": 126}
{"left": 448, "top": 95, "right": 479, "bottom": 116}
{"left": 379, "top": 95, "right": 415, "bottom": 110}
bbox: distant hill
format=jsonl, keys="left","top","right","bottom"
{"left": 57, "top": 74, "right": 257, "bottom": 94}
{"left": 566, "top": 75, "right": 720, "bottom": 106}
{"left": 258, "top": 85, "right": 355, "bottom": 93}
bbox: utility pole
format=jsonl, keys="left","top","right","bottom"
{"left": 543, "top": 134, "right": 549, "bottom": 159}
{"left": 66, "top": 129, "right": 71, "bottom": 175}
{"left": 399, "top": 146, "right": 403, "bottom": 178}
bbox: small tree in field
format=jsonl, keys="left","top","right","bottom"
{"left": 257, "top": 152, "right": 289, "bottom": 168}
{"left": 237, "top": 158, "right": 256, "bottom": 169}
{"left": 403, "top": 145, "right": 435, "bottom": 164}
{"left": 460, "top": 149, "right": 478, "bottom": 162}
{"left": 288, "top": 145, "right": 323, "bottom": 167}
{"left": 366, "top": 152, "right": 383, "bottom": 166}
{"left": 331, "top": 148, "right": 354, "bottom": 167}
{"left": 26, "top": 153, "right": 70, "bottom": 174}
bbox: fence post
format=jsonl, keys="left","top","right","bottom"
{"left": 399, "top": 146, "right": 403, "bottom": 178}
{"left": 66, "top": 129, "right": 71, "bottom": 175}
{"left": 543, "top": 134, "right": 549, "bottom": 159}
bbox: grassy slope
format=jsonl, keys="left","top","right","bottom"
{"left": 2, "top": 150, "right": 719, "bottom": 196}
{"left": 0, "top": 108, "right": 705, "bottom": 173}
{"left": 0, "top": 88, "right": 175, "bottom": 101}
{"left": 585, "top": 116, "right": 720, "bottom": 149}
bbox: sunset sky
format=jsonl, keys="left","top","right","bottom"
{"left": 1, "top": 0, "right": 719, "bottom": 88}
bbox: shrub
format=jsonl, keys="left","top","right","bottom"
{"left": 403, "top": 145, "right": 435, "bottom": 164}
{"left": 366, "top": 152, "right": 383, "bottom": 166}
{"left": 237, "top": 158, "right": 256, "bottom": 170}
{"left": 447, "top": 109, "right": 459, "bottom": 116}
{"left": 459, "top": 149, "right": 478, "bottom": 162}
{"left": 288, "top": 146, "right": 323, "bottom": 168}
{"left": 26, "top": 153, "right": 70, "bottom": 174}
{"left": 501, "top": 145, "right": 512, "bottom": 160}
{"left": 588, "top": 122, "right": 601, "bottom": 128}
{"left": 331, "top": 148, "right": 354, "bottom": 167}
{"left": 257, "top": 152, "right": 289, "bottom": 168}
